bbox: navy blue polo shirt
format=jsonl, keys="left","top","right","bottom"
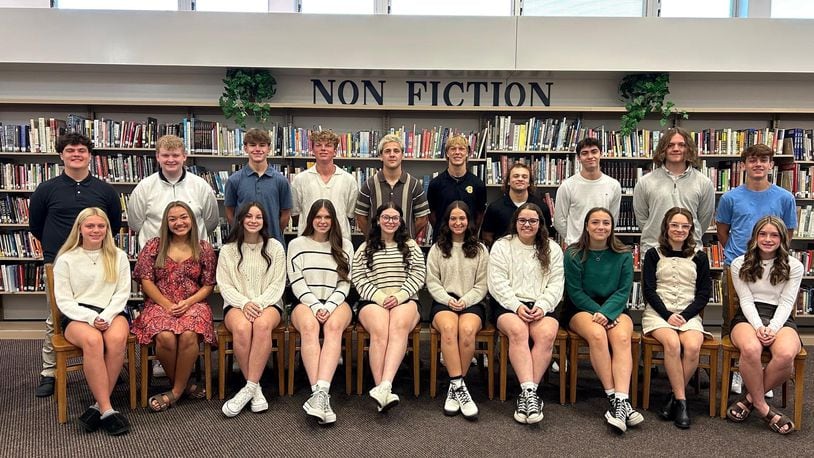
{"left": 224, "top": 164, "right": 292, "bottom": 245}
{"left": 427, "top": 170, "right": 487, "bottom": 228}
{"left": 481, "top": 191, "right": 555, "bottom": 240}
{"left": 29, "top": 173, "right": 122, "bottom": 263}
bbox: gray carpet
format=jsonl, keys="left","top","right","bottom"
{"left": 0, "top": 339, "right": 810, "bottom": 457}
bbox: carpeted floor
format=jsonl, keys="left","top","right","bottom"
{"left": 0, "top": 339, "right": 810, "bottom": 457}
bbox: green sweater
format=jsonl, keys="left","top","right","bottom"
{"left": 564, "top": 247, "right": 633, "bottom": 321}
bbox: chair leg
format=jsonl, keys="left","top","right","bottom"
{"left": 412, "top": 330, "right": 420, "bottom": 397}
{"left": 218, "top": 340, "right": 227, "bottom": 400}
{"left": 569, "top": 340, "right": 579, "bottom": 404}
{"left": 287, "top": 332, "right": 296, "bottom": 396}
{"left": 487, "top": 336, "right": 495, "bottom": 401}
{"left": 631, "top": 339, "right": 639, "bottom": 408}
{"left": 344, "top": 329, "right": 353, "bottom": 396}
{"left": 203, "top": 344, "right": 212, "bottom": 401}
{"left": 642, "top": 345, "right": 653, "bottom": 411}
{"left": 356, "top": 334, "right": 365, "bottom": 395}
{"left": 793, "top": 357, "right": 805, "bottom": 430}
{"left": 557, "top": 338, "right": 566, "bottom": 405}
{"left": 56, "top": 352, "right": 68, "bottom": 424}
{"left": 276, "top": 333, "right": 285, "bottom": 397}
{"left": 429, "top": 331, "right": 438, "bottom": 398}
{"left": 720, "top": 350, "right": 732, "bottom": 419}
{"left": 127, "top": 341, "right": 137, "bottom": 410}
{"left": 140, "top": 344, "right": 149, "bottom": 408}
{"left": 499, "top": 334, "right": 507, "bottom": 402}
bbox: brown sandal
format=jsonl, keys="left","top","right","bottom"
{"left": 726, "top": 395, "right": 753, "bottom": 422}
{"left": 185, "top": 382, "right": 206, "bottom": 399}
{"left": 763, "top": 408, "right": 795, "bottom": 435}
{"left": 148, "top": 391, "right": 177, "bottom": 412}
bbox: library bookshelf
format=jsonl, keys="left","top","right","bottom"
{"left": 1, "top": 100, "right": 814, "bottom": 327}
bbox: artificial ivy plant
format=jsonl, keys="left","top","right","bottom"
{"left": 618, "top": 72, "right": 687, "bottom": 136}
{"left": 219, "top": 68, "right": 277, "bottom": 128}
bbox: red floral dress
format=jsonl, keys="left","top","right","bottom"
{"left": 131, "top": 237, "right": 217, "bottom": 345}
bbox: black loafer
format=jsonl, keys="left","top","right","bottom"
{"left": 35, "top": 376, "right": 55, "bottom": 398}
{"left": 100, "top": 412, "right": 130, "bottom": 436}
{"left": 659, "top": 393, "right": 676, "bottom": 421}
{"left": 77, "top": 407, "right": 102, "bottom": 432}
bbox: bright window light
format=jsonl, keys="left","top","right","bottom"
{"left": 301, "top": 0, "right": 373, "bottom": 14}
{"left": 660, "top": 0, "right": 732, "bottom": 18}
{"left": 522, "top": 0, "right": 642, "bottom": 17}
{"left": 57, "top": 0, "right": 178, "bottom": 10}
{"left": 196, "top": 0, "right": 268, "bottom": 13}
{"left": 391, "top": 0, "right": 511, "bottom": 16}
{"left": 771, "top": 0, "right": 814, "bottom": 18}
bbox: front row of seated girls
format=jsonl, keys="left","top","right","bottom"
{"left": 52, "top": 202, "right": 802, "bottom": 435}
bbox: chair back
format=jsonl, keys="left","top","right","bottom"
{"left": 45, "top": 263, "right": 65, "bottom": 337}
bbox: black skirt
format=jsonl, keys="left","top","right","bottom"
{"left": 731, "top": 301, "right": 797, "bottom": 331}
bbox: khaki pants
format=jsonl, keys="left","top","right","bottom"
{"left": 41, "top": 314, "right": 55, "bottom": 377}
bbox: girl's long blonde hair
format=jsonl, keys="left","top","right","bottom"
{"left": 56, "top": 207, "right": 119, "bottom": 282}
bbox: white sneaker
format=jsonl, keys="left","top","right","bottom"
{"left": 369, "top": 384, "right": 399, "bottom": 412}
{"left": 765, "top": 389, "right": 774, "bottom": 399}
{"left": 222, "top": 385, "right": 255, "bottom": 417}
{"left": 320, "top": 391, "right": 337, "bottom": 424}
{"left": 443, "top": 384, "right": 460, "bottom": 416}
{"left": 303, "top": 390, "right": 328, "bottom": 423}
{"left": 482, "top": 355, "right": 488, "bottom": 368}
{"left": 152, "top": 360, "right": 166, "bottom": 378}
{"left": 250, "top": 385, "right": 268, "bottom": 413}
{"left": 731, "top": 372, "right": 743, "bottom": 394}
{"left": 551, "top": 361, "right": 560, "bottom": 373}
{"left": 455, "top": 383, "right": 479, "bottom": 420}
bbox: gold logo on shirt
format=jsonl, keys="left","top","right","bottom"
{"left": 466, "top": 185, "right": 473, "bottom": 194}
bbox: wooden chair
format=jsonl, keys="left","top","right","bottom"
{"left": 45, "top": 264, "right": 137, "bottom": 424}
{"left": 356, "top": 322, "right": 422, "bottom": 397}
{"left": 217, "top": 321, "right": 286, "bottom": 400}
{"left": 139, "top": 339, "right": 212, "bottom": 408}
{"left": 567, "top": 329, "right": 640, "bottom": 407}
{"left": 641, "top": 313, "right": 720, "bottom": 416}
{"left": 286, "top": 323, "right": 354, "bottom": 395}
{"left": 719, "top": 270, "right": 807, "bottom": 430}
{"left": 428, "top": 323, "right": 495, "bottom": 400}
{"left": 496, "top": 328, "right": 567, "bottom": 404}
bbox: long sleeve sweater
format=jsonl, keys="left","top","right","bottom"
{"left": 488, "top": 236, "right": 564, "bottom": 314}
{"left": 564, "top": 247, "right": 633, "bottom": 321}
{"left": 53, "top": 247, "right": 131, "bottom": 325}
{"left": 216, "top": 238, "right": 286, "bottom": 310}
{"left": 642, "top": 248, "right": 711, "bottom": 321}
{"left": 425, "top": 241, "right": 489, "bottom": 307}
{"left": 351, "top": 239, "right": 425, "bottom": 306}
{"left": 287, "top": 236, "right": 354, "bottom": 314}
{"left": 730, "top": 255, "right": 804, "bottom": 332}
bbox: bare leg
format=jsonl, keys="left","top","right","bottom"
{"left": 497, "top": 313, "right": 532, "bottom": 384}
{"left": 245, "top": 307, "right": 280, "bottom": 383}
{"left": 528, "top": 316, "right": 559, "bottom": 384}
{"left": 651, "top": 328, "right": 685, "bottom": 399}
{"left": 380, "top": 301, "right": 420, "bottom": 384}
{"left": 291, "top": 304, "right": 321, "bottom": 386}
{"left": 154, "top": 331, "right": 178, "bottom": 384}
{"left": 224, "top": 308, "right": 252, "bottom": 381}
{"left": 64, "top": 322, "right": 113, "bottom": 412}
{"left": 457, "top": 313, "right": 482, "bottom": 377}
{"left": 569, "top": 312, "right": 614, "bottom": 390}
{"left": 434, "top": 311, "right": 462, "bottom": 377}
{"left": 101, "top": 316, "right": 129, "bottom": 398}
{"left": 359, "top": 305, "right": 390, "bottom": 385}
{"left": 607, "top": 314, "right": 633, "bottom": 395}
{"left": 678, "top": 330, "right": 704, "bottom": 387}
{"left": 170, "top": 331, "right": 199, "bottom": 399}
{"left": 316, "top": 303, "right": 353, "bottom": 382}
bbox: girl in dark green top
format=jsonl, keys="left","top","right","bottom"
{"left": 563, "top": 207, "right": 641, "bottom": 434}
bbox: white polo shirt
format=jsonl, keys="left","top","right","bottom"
{"left": 290, "top": 165, "right": 358, "bottom": 241}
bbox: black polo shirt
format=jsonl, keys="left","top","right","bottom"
{"left": 481, "top": 191, "right": 555, "bottom": 240}
{"left": 29, "top": 173, "right": 121, "bottom": 263}
{"left": 427, "top": 170, "right": 487, "bottom": 228}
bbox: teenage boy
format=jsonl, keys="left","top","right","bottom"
{"left": 224, "top": 128, "right": 292, "bottom": 245}
{"left": 717, "top": 143, "right": 797, "bottom": 395}
{"left": 29, "top": 133, "right": 122, "bottom": 397}
{"left": 355, "top": 133, "right": 430, "bottom": 238}
{"left": 481, "top": 161, "right": 554, "bottom": 247}
{"left": 128, "top": 134, "right": 219, "bottom": 249}
{"left": 554, "top": 137, "right": 622, "bottom": 245}
{"left": 290, "top": 130, "right": 358, "bottom": 241}
{"left": 633, "top": 127, "right": 715, "bottom": 253}
{"left": 427, "top": 135, "right": 487, "bottom": 230}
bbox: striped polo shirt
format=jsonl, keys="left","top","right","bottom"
{"left": 354, "top": 170, "right": 430, "bottom": 238}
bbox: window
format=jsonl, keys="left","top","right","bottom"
{"left": 0, "top": 0, "right": 50, "bottom": 7}
{"left": 300, "top": 0, "right": 373, "bottom": 14}
{"left": 522, "top": 0, "right": 642, "bottom": 17}
{"left": 390, "top": 0, "right": 511, "bottom": 16}
{"left": 196, "top": 0, "right": 268, "bottom": 12}
{"left": 659, "top": 0, "right": 732, "bottom": 18}
{"left": 771, "top": 0, "right": 814, "bottom": 18}
{"left": 56, "top": 0, "right": 178, "bottom": 10}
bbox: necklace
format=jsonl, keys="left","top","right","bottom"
{"left": 83, "top": 249, "right": 101, "bottom": 265}
{"left": 592, "top": 249, "right": 606, "bottom": 262}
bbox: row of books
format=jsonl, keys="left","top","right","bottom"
{"left": 0, "top": 231, "right": 42, "bottom": 259}
{"left": 794, "top": 206, "right": 814, "bottom": 238}
{"left": 0, "top": 263, "right": 44, "bottom": 292}
{"left": 0, "top": 163, "right": 63, "bottom": 191}
{"left": 484, "top": 154, "right": 649, "bottom": 189}
{"left": 89, "top": 154, "right": 158, "bottom": 183}
{"left": 0, "top": 196, "right": 30, "bottom": 224}
{"left": 796, "top": 287, "right": 814, "bottom": 316}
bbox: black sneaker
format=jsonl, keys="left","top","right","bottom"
{"left": 621, "top": 398, "right": 644, "bottom": 427}
{"left": 35, "top": 375, "right": 55, "bottom": 398}
{"left": 100, "top": 412, "right": 130, "bottom": 436}
{"left": 513, "top": 391, "right": 528, "bottom": 424}
{"left": 525, "top": 389, "right": 544, "bottom": 424}
{"left": 605, "top": 397, "right": 627, "bottom": 433}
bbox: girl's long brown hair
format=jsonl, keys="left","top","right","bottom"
{"left": 302, "top": 199, "right": 350, "bottom": 281}
{"left": 738, "top": 216, "right": 791, "bottom": 285}
{"left": 568, "top": 207, "right": 629, "bottom": 262}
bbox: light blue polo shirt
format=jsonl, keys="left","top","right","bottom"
{"left": 224, "top": 164, "right": 292, "bottom": 245}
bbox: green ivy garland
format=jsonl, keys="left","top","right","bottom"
{"left": 618, "top": 72, "right": 687, "bottom": 136}
{"left": 219, "top": 68, "right": 277, "bottom": 128}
